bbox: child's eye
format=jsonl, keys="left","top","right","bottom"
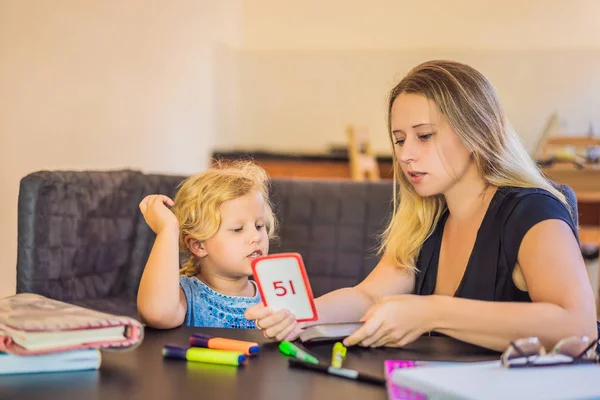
{"left": 256, "top": 224, "right": 265, "bottom": 230}
{"left": 232, "top": 227, "right": 243, "bottom": 233}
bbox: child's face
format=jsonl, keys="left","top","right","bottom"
{"left": 390, "top": 92, "right": 475, "bottom": 197}
{"left": 201, "top": 190, "right": 270, "bottom": 278}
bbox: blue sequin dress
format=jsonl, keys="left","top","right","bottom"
{"left": 179, "top": 275, "right": 261, "bottom": 329}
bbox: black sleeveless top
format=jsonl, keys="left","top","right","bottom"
{"left": 414, "top": 186, "right": 578, "bottom": 302}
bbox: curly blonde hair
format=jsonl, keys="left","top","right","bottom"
{"left": 171, "top": 160, "right": 277, "bottom": 277}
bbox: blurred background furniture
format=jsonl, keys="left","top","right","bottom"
{"left": 212, "top": 150, "right": 394, "bottom": 180}
{"left": 346, "top": 125, "right": 381, "bottom": 181}
{"left": 537, "top": 136, "right": 600, "bottom": 162}
{"left": 537, "top": 135, "right": 600, "bottom": 269}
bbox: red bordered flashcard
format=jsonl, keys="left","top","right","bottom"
{"left": 250, "top": 253, "right": 318, "bottom": 322}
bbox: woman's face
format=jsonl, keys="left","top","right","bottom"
{"left": 390, "top": 92, "right": 475, "bottom": 197}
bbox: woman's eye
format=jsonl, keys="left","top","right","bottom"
{"left": 394, "top": 139, "right": 405, "bottom": 146}
{"left": 418, "top": 133, "right": 433, "bottom": 141}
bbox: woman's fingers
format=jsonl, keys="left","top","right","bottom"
{"left": 359, "top": 306, "right": 375, "bottom": 322}
{"left": 274, "top": 318, "right": 298, "bottom": 341}
{"left": 244, "top": 304, "right": 272, "bottom": 321}
{"left": 264, "top": 313, "right": 295, "bottom": 340}
{"left": 372, "top": 333, "right": 396, "bottom": 348}
{"left": 259, "top": 309, "right": 292, "bottom": 333}
{"left": 388, "top": 330, "right": 421, "bottom": 348}
{"left": 359, "top": 322, "right": 388, "bottom": 347}
{"left": 343, "top": 317, "right": 384, "bottom": 347}
{"left": 283, "top": 323, "right": 303, "bottom": 342}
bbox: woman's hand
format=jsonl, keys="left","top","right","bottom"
{"left": 244, "top": 304, "right": 304, "bottom": 341}
{"left": 139, "top": 195, "right": 179, "bottom": 235}
{"left": 343, "top": 294, "right": 435, "bottom": 348}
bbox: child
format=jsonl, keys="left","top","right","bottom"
{"left": 136, "top": 161, "right": 277, "bottom": 329}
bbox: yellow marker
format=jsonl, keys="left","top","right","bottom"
{"left": 163, "top": 345, "right": 246, "bottom": 366}
{"left": 331, "top": 342, "right": 347, "bottom": 368}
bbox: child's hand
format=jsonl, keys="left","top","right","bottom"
{"left": 139, "top": 195, "right": 179, "bottom": 235}
{"left": 245, "top": 304, "right": 303, "bottom": 341}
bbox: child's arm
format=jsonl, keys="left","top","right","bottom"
{"left": 137, "top": 195, "right": 187, "bottom": 329}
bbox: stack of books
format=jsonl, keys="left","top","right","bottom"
{"left": 0, "top": 293, "right": 143, "bottom": 375}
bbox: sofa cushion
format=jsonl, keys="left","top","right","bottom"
{"left": 268, "top": 179, "right": 393, "bottom": 297}
{"left": 16, "top": 170, "right": 146, "bottom": 307}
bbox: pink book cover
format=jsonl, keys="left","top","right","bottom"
{"left": 384, "top": 360, "right": 428, "bottom": 400}
{"left": 0, "top": 293, "right": 143, "bottom": 355}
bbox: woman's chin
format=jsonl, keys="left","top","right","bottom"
{"left": 412, "top": 185, "right": 440, "bottom": 198}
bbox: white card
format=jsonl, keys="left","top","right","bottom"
{"left": 251, "top": 253, "right": 318, "bottom": 322}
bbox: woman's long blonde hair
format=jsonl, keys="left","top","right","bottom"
{"left": 172, "top": 160, "right": 277, "bottom": 277}
{"left": 381, "top": 60, "right": 567, "bottom": 271}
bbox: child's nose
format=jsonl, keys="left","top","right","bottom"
{"left": 248, "top": 228, "right": 261, "bottom": 243}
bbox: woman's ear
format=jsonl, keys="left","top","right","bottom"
{"left": 184, "top": 235, "right": 207, "bottom": 258}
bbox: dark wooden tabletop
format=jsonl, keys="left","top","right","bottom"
{"left": 1, "top": 327, "right": 500, "bottom": 400}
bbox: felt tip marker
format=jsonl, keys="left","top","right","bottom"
{"left": 288, "top": 358, "right": 385, "bottom": 386}
{"left": 162, "top": 344, "right": 247, "bottom": 366}
{"left": 279, "top": 341, "right": 319, "bottom": 364}
{"left": 189, "top": 334, "right": 260, "bottom": 356}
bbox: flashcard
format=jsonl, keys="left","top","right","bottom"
{"left": 251, "top": 253, "right": 318, "bottom": 322}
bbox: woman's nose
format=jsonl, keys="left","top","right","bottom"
{"left": 398, "top": 137, "right": 418, "bottom": 164}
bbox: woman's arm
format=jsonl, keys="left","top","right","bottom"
{"left": 245, "top": 251, "right": 415, "bottom": 340}
{"left": 431, "top": 219, "right": 597, "bottom": 351}
{"left": 136, "top": 195, "right": 187, "bottom": 329}
{"left": 312, "top": 252, "right": 416, "bottom": 325}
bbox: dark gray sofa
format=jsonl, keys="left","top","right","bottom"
{"left": 16, "top": 170, "right": 395, "bottom": 318}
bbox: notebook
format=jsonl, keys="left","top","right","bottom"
{"left": 298, "top": 322, "right": 363, "bottom": 343}
{"left": 0, "top": 348, "right": 101, "bottom": 375}
{"left": 391, "top": 360, "right": 600, "bottom": 400}
{"left": 0, "top": 293, "right": 143, "bottom": 355}
{"left": 384, "top": 359, "right": 478, "bottom": 400}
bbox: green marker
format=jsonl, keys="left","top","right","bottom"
{"left": 279, "top": 341, "right": 319, "bottom": 364}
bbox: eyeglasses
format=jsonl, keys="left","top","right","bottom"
{"left": 501, "top": 336, "right": 599, "bottom": 368}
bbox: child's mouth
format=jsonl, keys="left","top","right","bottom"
{"left": 247, "top": 250, "right": 263, "bottom": 258}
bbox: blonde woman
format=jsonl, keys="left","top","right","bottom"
{"left": 137, "top": 161, "right": 279, "bottom": 329}
{"left": 247, "top": 60, "right": 598, "bottom": 352}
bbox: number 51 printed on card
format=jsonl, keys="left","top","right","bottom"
{"left": 250, "top": 253, "right": 318, "bottom": 322}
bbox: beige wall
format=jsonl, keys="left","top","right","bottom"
{"left": 215, "top": 49, "right": 600, "bottom": 154}
{"left": 241, "top": 0, "right": 600, "bottom": 50}
{"left": 0, "top": 0, "right": 242, "bottom": 297}
{"left": 213, "top": 0, "right": 600, "bottom": 153}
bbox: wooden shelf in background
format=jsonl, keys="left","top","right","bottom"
{"left": 212, "top": 150, "right": 394, "bottom": 180}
